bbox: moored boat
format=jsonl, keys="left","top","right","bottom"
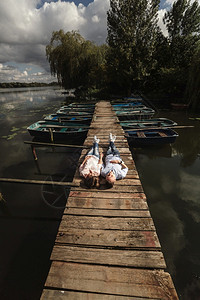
{"left": 125, "top": 128, "right": 179, "bottom": 147}
{"left": 120, "top": 118, "right": 177, "bottom": 129}
{"left": 112, "top": 101, "right": 143, "bottom": 108}
{"left": 116, "top": 107, "right": 155, "bottom": 120}
{"left": 27, "top": 121, "right": 88, "bottom": 141}
{"left": 44, "top": 114, "right": 92, "bottom": 124}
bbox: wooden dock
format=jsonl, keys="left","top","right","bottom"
{"left": 41, "top": 101, "right": 178, "bottom": 299}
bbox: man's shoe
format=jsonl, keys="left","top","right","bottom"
{"left": 94, "top": 135, "right": 100, "bottom": 143}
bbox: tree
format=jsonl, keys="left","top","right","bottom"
{"left": 185, "top": 44, "right": 200, "bottom": 109}
{"left": 107, "top": 0, "right": 160, "bottom": 94}
{"left": 46, "top": 30, "right": 108, "bottom": 90}
{"left": 163, "top": 0, "right": 200, "bottom": 68}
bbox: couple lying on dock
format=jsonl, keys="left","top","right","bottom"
{"left": 79, "top": 133, "right": 128, "bottom": 188}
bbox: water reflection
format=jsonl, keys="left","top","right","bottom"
{"left": 132, "top": 111, "right": 200, "bottom": 299}
{"left": 0, "top": 87, "right": 81, "bottom": 299}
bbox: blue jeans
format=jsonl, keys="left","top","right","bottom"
{"left": 106, "top": 141, "right": 120, "bottom": 157}
{"left": 87, "top": 142, "right": 100, "bottom": 158}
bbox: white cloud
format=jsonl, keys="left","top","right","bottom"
{"left": 0, "top": 0, "right": 110, "bottom": 82}
{"left": 0, "top": 0, "right": 199, "bottom": 82}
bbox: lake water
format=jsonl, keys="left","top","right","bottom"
{"left": 0, "top": 87, "right": 200, "bottom": 299}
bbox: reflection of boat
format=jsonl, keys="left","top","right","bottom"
{"left": 44, "top": 114, "right": 92, "bottom": 124}
{"left": 117, "top": 108, "right": 155, "bottom": 120}
{"left": 125, "top": 128, "right": 179, "bottom": 147}
{"left": 120, "top": 118, "right": 177, "bottom": 129}
{"left": 27, "top": 121, "right": 88, "bottom": 141}
{"left": 171, "top": 103, "right": 189, "bottom": 110}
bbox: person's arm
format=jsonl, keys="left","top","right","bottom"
{"left": 98, "top": 152, "right": 103, "bottom": 165}
{"left": 80, "top": 156, "right": 90, "bottom": 167}
{"left": 110, "top": 159, "right": 128, "bottom": 169}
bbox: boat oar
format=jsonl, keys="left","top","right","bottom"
{"left": 123, "top": 125, "right": 194, "bottom": 131}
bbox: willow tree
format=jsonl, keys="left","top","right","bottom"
{"left": 107, "top": 0, "right": 160, "bottom": 94}
{"left": 46, "top": 30, "right": 108, "bottom": 89}
{"left": 164, "top": 0, "right": 200, "bottom": 68}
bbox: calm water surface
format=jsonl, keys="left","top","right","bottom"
{"left": 0, "top": 89, "right": 200, "bottom": 299}
{"left": 132, "top": 110, "right": 200, "bottom": 300}
{"left": 0, "top": 87, "right": 82, "bottom": 300}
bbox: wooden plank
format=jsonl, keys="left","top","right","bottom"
{"left": 44, "top": 262, "right": 178, "bottom": 299}
{"left": 70, "top": 185, "right": 144, "bottom": 193}
{"left": 51, "top": 245, "right": 166, "bottom": 269}
{"left": 56, "top": 228, "right": 160, "bottom": 248}
{"left": 63, "top": 207, "right": 150, "bottom": 217}
{"left": 41, "top": 289, "right": 151, "bottom": 300}
{"left": 68, "top": 191, "right": 146, "bottom": 199}
{"left": 0, "top": 177, "right": 78, "bottom": 187}
{"left": 67, "top": 197, "right": 148, "bottom": 210}
{"left": 59, "top": 215, "right": 156, "bottom": 231}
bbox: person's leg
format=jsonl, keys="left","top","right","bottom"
{"left": 110, "top": 141, "right": 120, "bottom": 157}
{"left": 86, "top": 144, "right": 94, "bottom": 156}
{"left": 93, "top": 142, "right": 100, "bottom": 158}
{"left": 106, "top": 141, "right": 113, "bottom": 155}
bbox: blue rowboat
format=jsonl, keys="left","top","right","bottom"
{"left": 120, "top": 118, "right": 177, "bottom": 129}
{"left": 125, "top": 128, "right": 179, "bottom": 147}
{"left": 27, "top": 121, "right": 88, "bottom": 141}
{"left": 44, "top": 114, "right": 92, "bottom": 124}
{"left": 112, "top": 101, "right": 142, "bottom": 108}
{"left": 56, "top": 107, "right": 94, "bottom": 114}
{"left": 116, "top": 107, "right": 155, "bottom": 120}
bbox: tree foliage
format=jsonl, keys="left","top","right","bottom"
{"left": 107, "top": 0, "right": 160, "bottom": 93}
{"left": 46, "top": 30, "right": 108, "bottom": 89}
{"left": 163, "top": 0, "right": 200, "bottom": 68}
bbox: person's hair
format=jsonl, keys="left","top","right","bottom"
{"left": 106, "top": 180, "right": 114, "bottom": 188}
{"left": 84, "top": 176, "right": 100, "bottom": 188}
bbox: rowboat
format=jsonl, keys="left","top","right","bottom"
{"left": 125, "top": 128, "right": 179, "bottom": 147}
{"left": 44, "top": 114, "right": 92, "bottom": 124}
{"left": 30, "top": 120, "right": 90, "bottom": 128}
{"left": 112, "top": 101, "right": 143, "bottom": 108}
{"left": 68, "top": 103, "right": 96, "bottom": 107}
{"left": 113, "top": 102, "right": 146, "bottom": 110}
{"left": 120, "top": 118, "right": 177, "bottom": 129}
{"left": 27, "top": 121, "right": 88, "bottom": 141}
{"left": 56, "top": 107, "right": 94, "bottom": 114}
{"left": 116, "top": 108, "right": 155, "bottom": 120}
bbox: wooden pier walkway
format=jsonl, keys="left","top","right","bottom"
{"left": 41, "top": 101, "right": 178, "bottom": 299}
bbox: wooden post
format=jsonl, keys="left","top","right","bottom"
{"left": 49, "top": 128, "right": 54, "bottom": 143}
{"left": 31, "top": 145, "right": 38, "bottom": 161}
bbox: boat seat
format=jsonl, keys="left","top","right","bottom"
{"left": 158, "top": 132, "right": 167, "bottom": 137}
{"left": 137, "top": 131, "right": 146, "bottom": 138}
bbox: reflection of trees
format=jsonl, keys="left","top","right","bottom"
{"left": 172, "top": 126, "right": 200, "bottom": 167}
{"left": 132, "top": 144, "right": 172, "bottom": 160}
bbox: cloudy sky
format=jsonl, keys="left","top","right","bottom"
{"left": 0, "top": 0, "right": 185, "bottom": 83}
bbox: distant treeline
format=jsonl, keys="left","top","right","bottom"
{"left": 46, "top": 0, "right": 200, "bottom": 110}
{"left": 0, "top": 82, "right": 59, "bottom": 89}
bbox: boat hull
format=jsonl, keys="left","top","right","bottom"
{"left": 125, "top": 128, "right": 178, "bottom": 147}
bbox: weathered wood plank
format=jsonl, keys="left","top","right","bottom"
{"left": 67, "top": 197, "right": 148, "bottom": 210}
{"left": 68, "top": 191, "right": 146, "bottom": 199}
{"left": 44, "top": 262, "right": 178, "bottom": 299}
{"left": 64, "top": 207, "right": 150, "bottom": 217}
{"left": 60, "top": 215, "right": 156, "bottom": 231}
{"left": 51, "top": 245, "right": 166, "bottom": 268}
{"left": 41, "top": 289, "right": 153, "bottom": 300}
{"left": 56, "top": 228, "right": 160, "bottom": 249}
{"left": 70, "top": 185, "right": 144, "bottom": 193}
